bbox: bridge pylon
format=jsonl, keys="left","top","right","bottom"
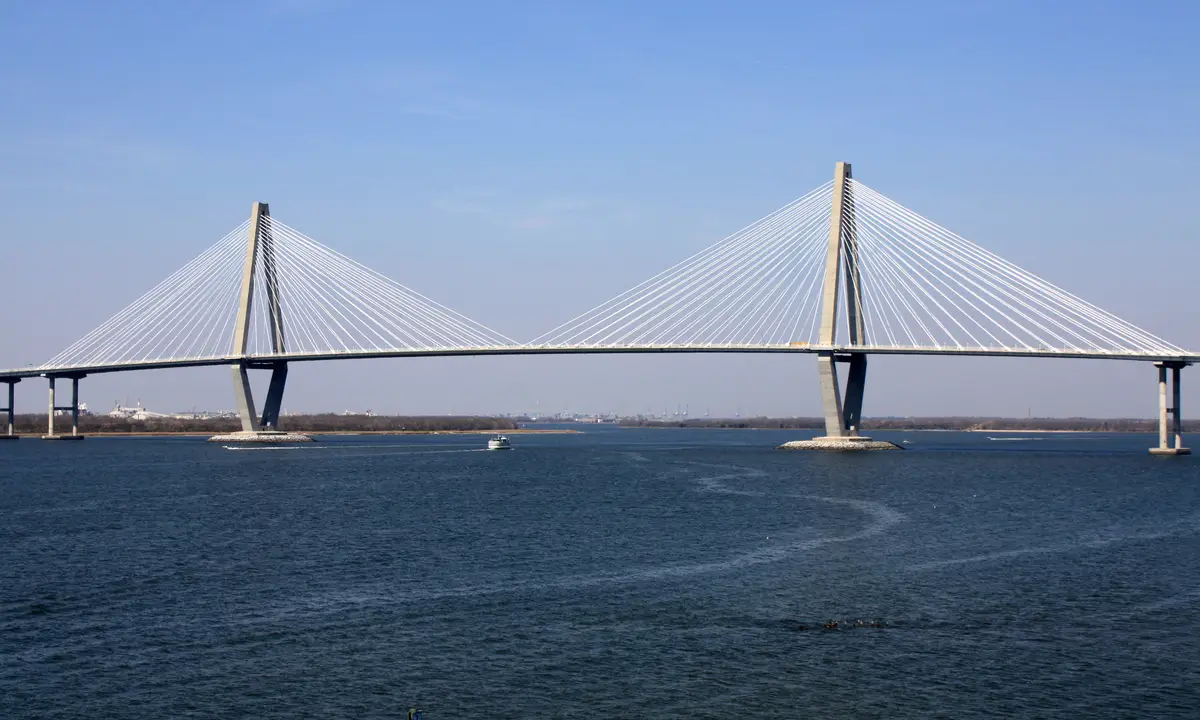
{"left": 807, "top": 161, "right": 889, "bottom": 449}
{"left": 222, "top": 202, "right": 308, "bottom": 442}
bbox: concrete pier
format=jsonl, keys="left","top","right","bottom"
{"left": 208, "top": 431, "right": 313, "bottom": 444}
{"left": 1150, "top": 362, "right": 1189, "bottom": 455}
{"left": 46, "top": 376, "right": 54, "bottom": 437}
{"left": 1, "top": 379, "right": 17, "bottom": 439}
{"left": 42, "top": 375, "right": 86, "bottom": 440}
{"left": 778, "top": 437, "right": 902, "bottom": 451}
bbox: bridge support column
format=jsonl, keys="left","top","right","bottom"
{"left": 71, "top": 377, "right": 80, "bottom": 437}
{"left": 842, "top": 353, "right": 867, "bottom": 434}
{"left": 1, "top": 379, "right": 17, "bottom": 439}
{"left": 232, "top": 362, "right": 260, "bottom": 432}
{"left": 231, "top": 361, "right": 291, "bottom": 433}
{"left": 817, "top": 353, "right": 844, "bottom": 438}
{"left": 46, "top": 376, "right": 54, "bottom": 437}
{"left": 815, "top": 352, "right": 869, "bottom": 439}
{"left": 1150, "top": 362, "right": 1189, "bottom": 455}
{"left": 218, "top": 361, "right": 306, "bottom": 442}
{"left": 260, "top": 362, "right": 288, "bottom": 430}
{"left": 42, "top": 375, "right": 85, "bottom": 440}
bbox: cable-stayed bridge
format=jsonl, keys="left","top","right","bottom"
{"left": 1, "top": 163, "right": 1193, "bottom": 453}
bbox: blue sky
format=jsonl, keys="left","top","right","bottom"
{"left": 1, "top": 0, "right": 1197, "bottom": 417}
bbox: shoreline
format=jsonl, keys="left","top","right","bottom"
{"left": 963, "top": 428, "right": 1092, "bottom": 434}
{"left": 5, "top": 428, "right": 582, "bottom": 438}
{"left": 616, "top": 425, "right": 1169, "bottom": 434}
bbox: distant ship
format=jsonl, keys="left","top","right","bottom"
{"left": 487, "top": 435, "right": 512, "bottom": 450}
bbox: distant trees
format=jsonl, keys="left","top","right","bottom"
{"left": 10, "top": 414, "right": 518, "bottom": 434}
{"left": 618, "top": 416, "right": 1196, "bottom": 432}
{"left": 620, "top": 416, "right": 824, "bottom": 430}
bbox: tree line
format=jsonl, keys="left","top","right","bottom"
{"left": 619, "top": 416, "right": 1196, "bottom": 432}
{"left": 10, "top": 414, "right": 519, "bottom": 434}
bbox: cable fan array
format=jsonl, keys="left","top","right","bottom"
{"left": 38, "top": 173, "right": 1187, "bottom": 373}
{"left": 529, "top": 182, "right": 835, "bottom": 348}
{"left": 242, "top": 216, "right": 514, "bottom": 356}
{"left": 841, "top": 179, "right": 1183, "bottom": 356}
{"left": 42, "top": 222, "right": 251, "bottom": 369}
{"left": 41, "top": 216, "right": 514, "bottom": 370}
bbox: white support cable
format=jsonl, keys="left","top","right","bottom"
{"left": 533, "top": 183, "right": 833, "bottom": 344}
{"left": 265, "top": 218, "right": 513, "bottom": 349}
{"left": 850, "top": 216, "right": 946, "bottom": 348}
{"left": 44, "top": 225, "right": 247, "bottom": 368}
{"left": 272, "top": 237, "right": 383, "bottom": 352}
{"left": 40, "top": 212, "right": 517, "bottom": 370}
{"left": 762, "top": 230, "right": 828, "bottom": 345}
{"left": 698, "top": 215, "right": 829, "bottom": 345}
{"left": 716, "top": 207, "right": 831, "bottom": 343}
{"left": 626, "top": 203, "right": 825, "bottom": 346}
{"left": 276, "top": 244, "right": 367, "bottom": 352}
{"left": 864, "top": 197, "right": 1095, "bottom": 351}
{"left": 546, "top": 186, "right": 834, "bottom": 347}
{"left": 37, "top": 175, "right": 1187, "bottom": 371}
{"left": 262, "top": 240, "right": 358, "bottom": 353}
{"left": 850, "top": 180, "right": 1181, "bottom": 354}
{"left": 847, "top": 205, "right": 970, "bottom": 348}
{"left": 846, "top": 232, "right": 889, "bottom": 347}
{"left": 854, "top": 230, "right": 918, "bottom": 347}
{"left": 640, "top": 208, "right": 823, "bottom": 346}
{"left": 565, "top": 190, "right": 830, "bottom": 346}
{"left": 782, "top": 233, "right": 835, "bottom": 345}
{"left": 851, "top": 188, "right": 1093, "bottom": 350}
{"left": 44, "top": 226, "right": 242, "bottom": 366}
{"left": 852, "top": 181, "right": 1143, "bottom": 351}
{"left": 745, "top": 222, "right": 829, "bottom": 344}
{"left": 139, "top": 240, "right": 248, "bottom": 360}
{"left": 177, "top": 263, "right": 239, "bottom": 359}
{"left": 274, "top": 234, "right": 384, "bottom": 352}
{"left": 530, "top": 182, "right": 833, "bottom": 345}
{"left": 133, "top": 244, "right": 245, "bottom": 360}
{"left": 264, "top": 245, "right": 326, "bottom": 354}
{"left": 846, "top": 199, "right": 1020, "bottom": 349}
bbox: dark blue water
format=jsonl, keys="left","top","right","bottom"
{"left": 2, "top": 428, "right": 1198, "bottom": 718}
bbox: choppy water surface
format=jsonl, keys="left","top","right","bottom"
{"left": 2, "top": 428, "right": 1199, "bottom": 718}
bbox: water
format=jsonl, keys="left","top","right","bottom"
{"left": 2, "top": 428, "right": 1199, "bottom": 718}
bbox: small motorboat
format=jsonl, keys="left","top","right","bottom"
{"left": 487, "top": 435, "right": 512, "bottom": 450}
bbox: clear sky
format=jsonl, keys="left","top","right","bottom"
{"left": 1, "top": 0, "right": 1197, "bottom": 417}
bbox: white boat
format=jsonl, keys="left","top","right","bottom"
{"left": 487, "top": 435, "right": 512, "bottom": 450}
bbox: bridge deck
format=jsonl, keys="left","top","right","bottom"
{"left": 1, "top": 345, "right": 1195, "bottom": 379}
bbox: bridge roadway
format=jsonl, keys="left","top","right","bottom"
{"left": 1, "top": 344, "right": 1196, "bottom": 380}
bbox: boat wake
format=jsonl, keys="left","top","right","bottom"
{"left": 268, "top": 462, "right": 905, "bottom": 616}
{"left": 222, "top": 445, "right": 487, "bottom": 455}
{"left": 910, "top": 514, "right": 1200, "bottom": 571}
{"left": 222, "top": 445, "right": 325, "bottom": 451}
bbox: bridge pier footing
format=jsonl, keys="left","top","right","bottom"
{"left": 217, "top": 361, "right": 311, "bottom": 443}
{"left": 779, "top": 352, "right": 900, "bottom": 451}
{"left": 1, "top": 378, "right": 18, "bottom": 439}
{"left": 1150, "top": 362, "right": 1189, "bottom": 455}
